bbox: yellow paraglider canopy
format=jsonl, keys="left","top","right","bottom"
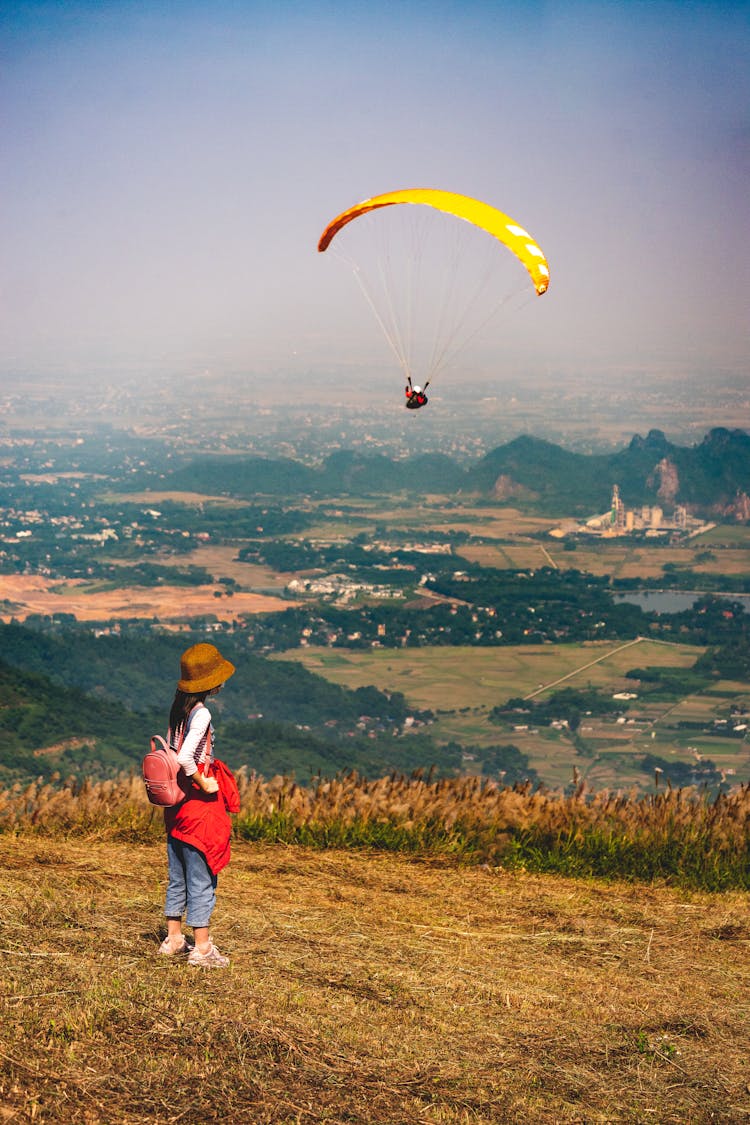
{"left": 318, "top": 188, "right": 550, "bottom": 296}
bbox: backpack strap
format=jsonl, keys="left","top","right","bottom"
{"left": 198, "top": 721, "right": 214, "bottom": 776}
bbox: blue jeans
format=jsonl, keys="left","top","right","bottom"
{"left": 165, "top": 836, "right": 217, "bottom": 929}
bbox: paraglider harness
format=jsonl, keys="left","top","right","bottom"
{"left": 405, "top": 377, "right": 429, "bottom": 410}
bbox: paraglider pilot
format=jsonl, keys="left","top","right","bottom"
{"left": 405, "top": 376, "right": 429, "bottom": 410}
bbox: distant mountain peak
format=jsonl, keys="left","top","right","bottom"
{"left": 701, "top": 427, "right": 750, "bottom": 450}
{"left": 628, "top": 429, "right": 669, "bottom": 453}
{"left": 161, "top": 428, "right": 749, "bottom": 516}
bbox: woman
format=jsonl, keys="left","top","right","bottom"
{"left": 159, "top": 642, "right": 238, "bottom": 968}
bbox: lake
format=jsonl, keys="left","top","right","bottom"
{"left": 614, "top": 591, "right": 750, "bottom": 614}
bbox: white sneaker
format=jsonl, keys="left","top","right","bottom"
{"left": 187, "top": 940, "right": 229, "bottom": 968}
{"left": 158, "top": 936, "right": 191, "bottom": 956}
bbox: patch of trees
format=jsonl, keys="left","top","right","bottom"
{"left": 149, "top": 500, "right": 312, "bottom": 540}
{"left": 640, "top": 752, "right": 724, "bottom": 790}
{"left": 244, "top": 601, "right": 510, "bottom": 650}
{"left": 624, "top": 666, "right": 713, "bottom": 700}
{"left": 0, "top": 659, "right": 159, "bottom": 783}
{"left": 0, "top": 622, "right": 412, "bottom": 733}
{"left": 614, "top": 567, "right": 750, "bottom": 594}
{"left": 478, "top": 743, "right": 539, "bottom": 784}
{"left": 426, "top": 566, "right": 649, "bottom": 642}
{"left": 241, "top": 568, "right": 655, "bottom": 651}
{"left": 94, "top": 562, "right": 214, "bottom": 587}
{"left": 247, "top": 538, "right": 441, "bottom": 579}
{"left": 490, "top": 687, "right": 625, "bottom": 732}
{"left": 695, "top": 639, "right": 750, "bottom": 681}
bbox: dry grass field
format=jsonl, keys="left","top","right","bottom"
{"left": 162, "top": 545, "right": 293, "bottom": 589}
{"left": 100, "top": 490, "right": 246, "bottom": 506}
{"left": 3, "top": 832, "right": 748, "bottom": 1124}
{"left": 458, "top": 541, "right": 750, "bottom": 581}
{"left": 429, "top": 509, "right": 555, "bottom": 539}
{"left": 0, "top": 574, "right": 294, "bottom": 624}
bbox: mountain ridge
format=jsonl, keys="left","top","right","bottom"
{"left": 157, "top": 427, "right": 750, "bottom": 517}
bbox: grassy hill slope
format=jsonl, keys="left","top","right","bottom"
{"left": 4, "top": 834, "right": 748, "bottom": 1124}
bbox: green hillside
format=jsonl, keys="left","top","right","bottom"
{"left": 152, "top": 427, "right": 750, "bottom": 515}
{"left": 0, "top": 623, "right": 527, "bottom": 784}
{"left": 0, "top": 658, "right": 152, "bottom": 781}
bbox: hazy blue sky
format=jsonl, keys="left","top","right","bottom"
{"left": 2, "top": 0, "right": 749, "bottom": 390}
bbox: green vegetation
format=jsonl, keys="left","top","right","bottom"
{"left": 239, "top": 568, "right": 657, "bottom": 650}
{"left": 640, "top": 752, "right": 724, "bottom": 789}
{"left": 490, "top": 687, "right": 627, "bottom": 731}
{"left": 0, "top": 622, "right": 532, "bottom": 784}
{"left": 235, "top": 807, "right": 749, "bottom": 890}
{"left": 624, "top": 664, "right": 713, "bottom": 700}
{"left": 0, "top": 659, "right": 157, "bottom": 780}
{"left": 164, "top": 424, "right": 750, "bottom": 526}
{"left": 618, "top": 566, "right": 750, "bottom": 593}
{"left": 4, "top": 425, "right": 750, "bottom": 796}
{"left": 697, "top": 639, "right": 750, "bottom": 680}
{"left": 4, "top": 770, "right": 749, "bottom": 893}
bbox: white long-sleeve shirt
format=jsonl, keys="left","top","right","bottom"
{"left": 173, "top": 704, "right": 213, "bottom": 777}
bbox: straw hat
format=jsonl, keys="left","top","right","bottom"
{"left": 178, "top": 643, "right": 235, "bottom": 693}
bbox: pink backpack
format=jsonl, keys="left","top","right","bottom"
{"left": 142, "top": 734, "right": 191, "bottom": 807}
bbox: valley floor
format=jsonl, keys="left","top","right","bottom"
{"left": 2, "top": 837, "right": 749, "bottom": 1123}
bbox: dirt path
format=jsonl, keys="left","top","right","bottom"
{"left": 522, "top": 636, "right": 647, "bottom": 699}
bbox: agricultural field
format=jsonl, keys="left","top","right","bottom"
{"left": 159, "top": 545, "right": 292, "bottom": 589}
{"left": 533, "top": 701, "right": 750, "bottom": 791}
{"left": 699, "top": 524, "right": 750, "bottom": 548}
{"left": 269, "top": 639, "right": 750, "bottom": 790}
{"left": 294, "top": 499, "right": 555, "bottom": 541}
{"left": 247, "top": 497, "right": 750, "bottom": 587}
{"left": 428, "top": 508, "right": 555, "bottom": 539}
{"left": 456, "top": 540, "right": 555, "bottom": 570}
{"left": 459, "top": 536, "right": 750, "bottom": 580}
{"left": 274, "top": 639, "right": 702, "bottom": 712}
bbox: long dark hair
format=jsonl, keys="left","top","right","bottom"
{"left": 169, "top": 689, "right": 210, "bottom": 740}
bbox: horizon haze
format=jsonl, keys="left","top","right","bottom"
{"left": 2, "top": 0, "right": 749, "bottom": 402}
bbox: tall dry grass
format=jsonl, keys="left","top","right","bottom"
{"left": 3, "top": 769, "right": 748, "bottom": 890}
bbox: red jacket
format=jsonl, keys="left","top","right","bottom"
{"left": 164, "top": 759, "right": 240, "bottom": 875}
